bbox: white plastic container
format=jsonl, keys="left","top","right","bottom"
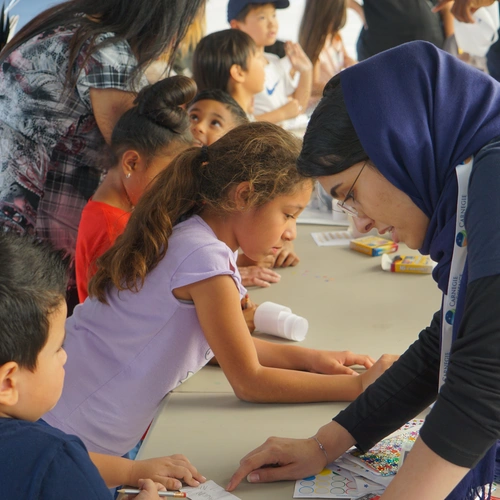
{"left": 254, "top": 301, "right": 309, "bottom": 341}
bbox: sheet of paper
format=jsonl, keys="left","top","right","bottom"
{"left": 311, "top": 230, "right": 353, "bottom": 246}
{"left": 181, "top": 480, "right": 241, "bottom": 500}
{"left": 298, "top": 206, "right": 350, "bottom": 226}
{"left": 293, "top": 464, "right": 385, "bottom": 499}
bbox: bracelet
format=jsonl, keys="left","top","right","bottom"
{"left": 310, "top": 436, "right": 329, "bottom": 463}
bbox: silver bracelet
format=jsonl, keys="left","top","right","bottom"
{"left": 310, "top": 436, "right": 329, "bottom": 463}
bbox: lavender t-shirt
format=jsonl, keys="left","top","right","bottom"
{"left": 45, "top": 216, "right": 246, "bottom": 455}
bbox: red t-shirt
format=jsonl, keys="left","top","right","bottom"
{"left": 75, "top": 200, "right": 131, "bottom": 303}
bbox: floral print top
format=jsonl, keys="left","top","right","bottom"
{"left": 0, "top": 25, "right": 147, "bottom": 268}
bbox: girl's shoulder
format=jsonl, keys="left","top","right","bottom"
{"left": 172, "top": 216, "right": 225, "bottom": 250}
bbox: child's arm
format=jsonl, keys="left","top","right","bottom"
{"left": 188, "top": 275, "right": 397, "bottom": 403}
{"left": 254, "top": 98, "right": 302, "bottom": 124}
{"left": 438, "top": 3, "right": 455, "bottom": 39}
{"left": 285, "top": 42, "right": 313, "bottom": 111}
{"left": 311, "top": 60, "right": 325, "bottom": 97}
{"left": 89, "top": 452, "right": 205, "bottom": 489}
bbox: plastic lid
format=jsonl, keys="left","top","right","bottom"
{"left": 283, "top": 314, "right": 309, "bottom": 341}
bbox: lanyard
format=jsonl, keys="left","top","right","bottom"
{"left": 439, "top": 158, "right": 473, "bottom": 390}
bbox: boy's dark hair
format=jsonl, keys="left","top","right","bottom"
{"left": 0, "top": 233, "right": 68, "bottom": 371}
{"left": 192, "top": 29, "right": 256, "bottom": 92}
{"left": 189, "top": 89, "right": 250, "bottom": 126}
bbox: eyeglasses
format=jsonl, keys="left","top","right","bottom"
{"left": 334, "top": 162, "right": 366, "bottom": 218}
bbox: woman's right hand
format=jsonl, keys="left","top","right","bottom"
{"left": 129, "top": 455, "right": 205, "bottom": 490}
{"left": 226, "top": 436, "right": 327, "bottom": 491}
{"left": 126, "top": 478, "right": 167, "bottom": 499}
{"left": 226, "top": 421, "right": 355, "bottom": 492}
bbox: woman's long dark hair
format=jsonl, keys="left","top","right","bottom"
{"left": 298, "top": 74, "right": 368, "bottom": 177}
{"left": 1, "top": 0, "right": 204, "bottom": 87}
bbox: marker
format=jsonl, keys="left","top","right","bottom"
{"left": 242, "top": 293, "right": 250, "bottom": 310}
{"left": 117, "top": 489, "right": 187, "bottom": 498}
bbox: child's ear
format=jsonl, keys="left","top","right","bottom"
{"left": 0, "top": 362, "right": 20, "bottom": 407}
{"left": 229, "top": 63, "right": 245, "bottom": 83}
{"left": 121, "top": 150, "right": 141, "bottom": 177}
{"left": 233, "top": 181, "right": 252, "bottom": 208}
{"left": 229, "top": 19, "right": 241, "bottom": 30}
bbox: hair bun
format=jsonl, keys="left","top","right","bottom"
{"left": 134, "top": 75, "right": 197, "bottom": 133}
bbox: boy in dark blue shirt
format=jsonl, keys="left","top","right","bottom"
{"left": 0, "top": 233, "right": 163, "bottom": 500}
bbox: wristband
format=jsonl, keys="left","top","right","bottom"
{"left": 310, "top": 436, "right": 329, "bottom": 463}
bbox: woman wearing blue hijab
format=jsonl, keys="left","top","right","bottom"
{"left": 227, "top": 41, "right": 500, "bottom": 499}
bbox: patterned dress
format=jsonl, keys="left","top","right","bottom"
{"left": 0, "top": 26, "right": 147, "bottom": 268}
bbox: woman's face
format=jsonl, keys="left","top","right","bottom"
{"left": 319, "top": 162, "right": 430, "bottom": 249}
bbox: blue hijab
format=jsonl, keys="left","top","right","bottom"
{"left": 340, "top": 41, "right": 500, "bottom": 499}
{"left": 341, "top": 40, "right": 500, "bottom": 292}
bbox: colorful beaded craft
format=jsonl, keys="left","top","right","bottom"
{"left": 348, "top": 419, "right": 424, "bottom": 476}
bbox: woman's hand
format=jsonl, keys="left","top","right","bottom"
{"left": 226, "top": 436, "right": 326, "bottom": 491}
{"left": 238, "top": 265, "right": 281, "bottom": 288}
{"left": 359, "top": 354, "right": 399, "bottom": 391}
{"left": 308, "top": 350, "right": 376, "bottom": 375}
{"left": 128, "top": 455, "right": 205, "bottom": 490}
{"left": 227, "top": 421, "right": 355, "bottom": 492}
{"left": 126, "top": 478, "right": 167, "bottom": 499}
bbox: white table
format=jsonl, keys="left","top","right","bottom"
{"left": 132, "top": 224, "right": 441, "bottom": 499}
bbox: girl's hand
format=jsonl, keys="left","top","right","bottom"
{"left": 273, "top": 241, "right": 300, "bottom": 268}
{"left": 309, "top": 350, "right": 376, "bottom": 375}
{"left": 359, "top": 354, "right": 399, "bottom": 391}
{"left": 126, "top": 478, "right": 166, "bottom": 499}
{"left": 242, "top": 298, "right": 258, "bottom": 332}
{"left": 226, "top": 436, "right": 326, "bottom": 491}
{"left": 285, "top": 41, "right": 313, "bottom": 73}
{"left": 129, "top": 455, "right": 205, "bottom": 490}
{"left": 238, "top": 265, "right": 281, "bottom": 288}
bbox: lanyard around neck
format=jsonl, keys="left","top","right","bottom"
{"left": 439, "top": 158, "right": 473, "bottom": 390}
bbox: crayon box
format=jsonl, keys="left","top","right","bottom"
{"left": 350, "top": 235, "right": 398, "bottom": 256}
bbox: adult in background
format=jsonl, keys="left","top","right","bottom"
{"left": 434, "top": 0, "right": 496, "bottom": 23}
{"left": 0, "top": 0, "right": 204, "bottom": 313}
{"left": 355, "top": 0, "right": 454, "bottom": 61}
{"left": 228, "top": 41, "right": 500, "bottom": 500}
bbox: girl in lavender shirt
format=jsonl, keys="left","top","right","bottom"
{"left": 45, "top": 122, "right": 394, "bottom": 489}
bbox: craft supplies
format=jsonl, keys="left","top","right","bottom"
{"left": 381, "top": 254, "right": 436, "bottom": 274}
{"left": 350, "top": 236, "right": 398, "bottom": 256}
{"left": 254, "top": 302, "right": 309, "bottom": 341}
